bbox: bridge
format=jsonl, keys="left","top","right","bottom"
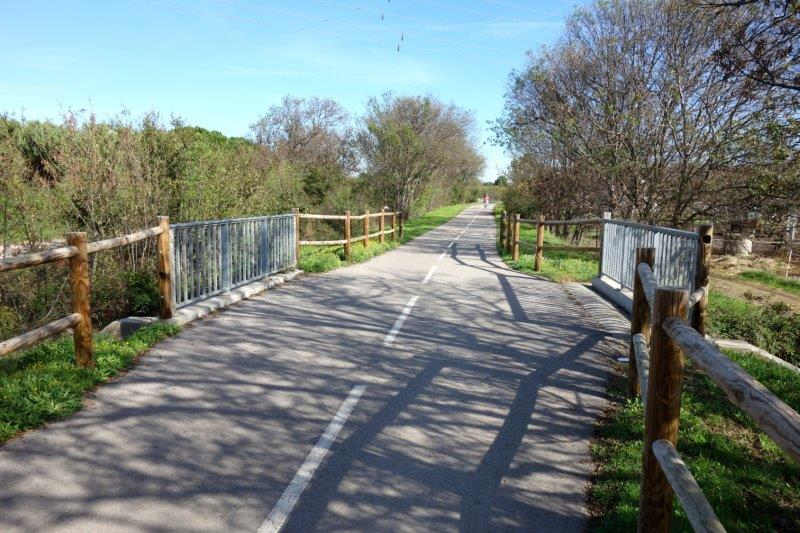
{"left": 0, "top": 205, "right": 625, "bottom": 532}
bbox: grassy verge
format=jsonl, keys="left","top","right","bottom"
{"left": 590, "top": 350, "right": 800, "bottom": 532}
{"left": 739, "top": 270, "right": 800, "bottom": 296}
{"left": 0, "top": 323, "right": 179, "bottom": 444}
{"left": 298, "top": 203, "right": 470, "bottom": 273}
{"left": 709, "top": 290, "right": 800, "bottom": 366}
{"left": 493, "top": 208, "right": 598, "bottom": 283}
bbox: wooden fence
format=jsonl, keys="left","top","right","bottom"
{"left": 0, "top": 217, "right": 174, "bottom": 367}
{"left": 497, "top": 210, "right": 601, "bottom": 269}
{"left": 629, "top": 237, "right": 800, "bottom": 532}
{"left": 0, "top": 207, "right": 401, "bottom": 366}
{"left": 296, "top": 208, "right": 401, "bottom": 262}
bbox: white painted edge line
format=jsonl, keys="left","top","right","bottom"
{"left": 383, "top": 295, "right": 419, "bottom": 346}
{"left": 258, "top": 384, "right": 367, "bottom": 533}
{"left": 422, "top": 264, "right": 439, "bottom": 285}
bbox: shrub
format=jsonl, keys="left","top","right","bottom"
{"left": 123, "top": 271, "right": 159, "bottom": 316}
{"left": 300, "top": 252, "right": 342, "bottom": 273}
{"left": 709, "top": 292, "right": 800, "bottom": 366}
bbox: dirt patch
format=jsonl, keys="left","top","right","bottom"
{"left": 710, "top": 275, "right": 800, "bottom": 312}
{"left": 712, "top": 253, "right": 800, "bottom": 278}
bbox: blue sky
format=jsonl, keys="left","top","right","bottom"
{"left": 0, "top": 0, "right": 587, "bottom": 181}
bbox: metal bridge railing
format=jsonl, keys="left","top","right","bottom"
{"left": 601, "top": 219, "right": 699, "bottom": 292}
{"left": 170, "top": 214, "right": 296, "bottom": 309}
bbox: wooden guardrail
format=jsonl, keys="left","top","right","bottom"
{"left": 629, "top": 236, "right": 800, "bottom": 532}
{"left": 296, "top": 208, "right": 400, "bottom": 262}
{"left": 0, "top": 217, "right": 173, "bottom": 366}
{"left": 498, "top": 211, "right": 601, "bottom": 267}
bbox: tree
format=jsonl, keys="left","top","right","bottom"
{"left": 701, "top": 0, "right": 800, "bottom": 94}
{"left": 357, "top": 94, "right": 484, "bottom": 216}
{"left": 496, "top": 0, "right": 797, "bottom": 227}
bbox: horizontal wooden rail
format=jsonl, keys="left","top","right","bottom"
{"left": 1, "top": 225, "right": 168, "bottom": 273}
{"left": 652, "top": 440, "right": 726, "bottom": 533}
{"left": 0, "top": 245, "right": 79, "bottom": 272}
{"left": 637, "top": 262, "right": 657, "bottom": 310}
{"left": 347, "top": 211, "right": 396, "bottom": 221}
{"left": 663, "top": 316, "right": 800, "bottom": 463}
{"left": 0, "top": 313, "right": 81, "bottom": 358}
{"left": 87, "top": 226, "right": 163, "bottom": 254}
{"left": 519, "top": 217, "right": 600, "bottom": 225}
{"left": 633, "top": 333, "right": 650, "bottom": 408}
{"left": 300, "top": 239, "right": 348, "bottom": 246}
{"left": 298, "top": 213, "right": 347, "bottom": 220}
{"left": 299, "top": 227, "right": 395, "bottom": 247}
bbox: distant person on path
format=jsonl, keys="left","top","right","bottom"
{"left": 483, "top": 193, "right": 489, "bottom": 208}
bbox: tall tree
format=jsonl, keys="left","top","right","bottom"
{"left": 358, "top": 94, "right": 484, "bottom": 216}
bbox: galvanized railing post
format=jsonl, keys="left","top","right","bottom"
{"left": 222, "top": 222, "right": 231, "bottom": 291}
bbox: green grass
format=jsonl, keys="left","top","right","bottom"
{"left": 590, "top": 350, "right": 800, "bottom": 532}
{"left": 739, "top": 270, "right": 800, "bottom": 296}
{"left": 494, "top": 208, "right": 599, "bottom": 283}
{"left": 0, "top": 323, "right": 179, "bottom": 444}
{"left": 399, "top": 203, "right": 470, "bottom": 243}
{"left": 297, "top": 203, "right": 470, "bottom": 273}
{"left": 708, "top": 290, "right": 800, "bottom": 367}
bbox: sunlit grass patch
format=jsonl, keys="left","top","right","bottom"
{"left": 0, "top": 323, "right": 179, "bottom": 444}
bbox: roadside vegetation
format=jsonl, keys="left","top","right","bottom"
{"left": 495, "top": 0, "right": 798, "bottom": 251}
{"left": 299, "top": 204, "right": 469, "bottom": 273}
{"left": 0, "top": 323, "right": 179, "bottom": 445}
{"left": 589, "top": 349, "right": 800, "bottom": 532}
{"left": 1, "top": 94, "right": 486, "bottom": 339}
{"left": 708, "top": 291, "right": 800, "bottom": 367}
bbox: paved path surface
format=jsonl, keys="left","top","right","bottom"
{"left": 0, "top": 205, "right": 621, "bottom": 532}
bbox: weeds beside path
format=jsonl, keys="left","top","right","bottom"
{"left": 0, "top": 323, "right": 179, "bottom": 445}
{"left": 589, "top": 349, "right": 800, "bottom": 532}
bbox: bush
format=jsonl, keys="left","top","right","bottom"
{"left": 300, "top": 252, "right": 342, "bottom": 273}
{"left": 709, "top": 292, "right": 800, "bottom": 366}
{"left": 123, "top": 271, "right": 159, "bottom": 316}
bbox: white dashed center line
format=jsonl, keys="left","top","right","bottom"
{"left": 259, "top": 385, "right": 366, "bottom": 533}
{"left": 383, "top": 295, "right": 419, "bottom": 346}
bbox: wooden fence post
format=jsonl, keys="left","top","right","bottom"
{"left": 66, "top": 232, "right": 93, "bottom": 368}
{"left": 399, "top": 212, "right": 404, "bottom": 239}
{"left": 506, "top": 211, "right": 513, "bottom": 253}
{"left": 392, "top": 212, "right": 397, "bottom": 241}
{"left": 639, "top": 287, "right": 688, "bottom": 533}
{"left": 512, "top": 214, "right": 521, "bottom": 261}
{"left": 500, "top": 210, "right": 506, "bottom": 250}
{"left": 157, "top": 216, "right": 174, "bottom": 319}
{"left": 535, "top": 214, "right": 545, "bottom": 271}
{"left": 630, "top": 247, "right": 655, "bottom": 397}
{"left": 344, "top": 210, "right": 352, "bottom": 261}
{"left": 363, "top": 209, "right": 370, "bottom": 247}
{"left": 292, "top": 208, "right": 300, "bottom": 265}
{"left": 379, "top": 209, "right": 386, "bottom": 244}
{"left": 692, "top": 224, "right": 713, "bottom": 335}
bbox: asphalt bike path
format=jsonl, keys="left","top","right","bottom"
{"left": 0, "top": 205, "right": 617, "bottom": 532}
